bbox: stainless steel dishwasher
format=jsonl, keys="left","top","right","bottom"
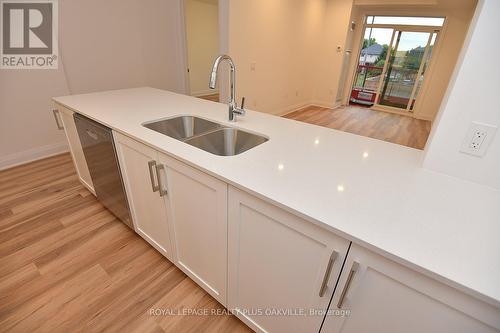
{"left": 74, "top": 114, "right": 133, "bottom": 229}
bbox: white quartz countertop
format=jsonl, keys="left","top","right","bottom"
{"left": 54, "top": 87, "right": 500, "bottom": 307}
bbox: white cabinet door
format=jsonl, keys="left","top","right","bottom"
{"left": 56, "top": 105, "right": 94, "bottom": 194}
{"left": 113, "top": 132, "right": 173, "bottom": 259}
{"left": 228, "top": 186, "right": 351, "bottom": 333}
{"left": 322, "top": 243, "right": 500, "bottom": 333}
{"left": 158, "top": 152, "right": 227, "bottom": 306}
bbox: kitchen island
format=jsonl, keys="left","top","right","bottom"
{"left": 53, "top": 87, "right": 500, "bottom": 333}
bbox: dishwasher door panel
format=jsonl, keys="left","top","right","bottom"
{"left": 74, "top": 115, "right": 133, "bottom": 228}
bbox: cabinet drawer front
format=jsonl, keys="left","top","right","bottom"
{"left": 228, "top": 186, "right": 350, "bottom": 333}
{"left": 159, "top": 152, "right": 227, "bottom": 306}
{"left": 323, "top": 243, "right": 500, "bottom": 333}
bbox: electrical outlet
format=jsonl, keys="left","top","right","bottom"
{"left": 250, "top": 62, "right": 256, "bottom": 71}
{"left": 470, "top": 130, "right": 486, "bottom": 150}
{"left": 460, "top": 122, "right": 497, "bottom": 157}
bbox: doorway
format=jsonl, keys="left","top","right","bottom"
{"left": 183, "top": 0, "right": 219, "bottom": 101}
{"left": 350, "top": 16, "right": 444, "bottom": 115}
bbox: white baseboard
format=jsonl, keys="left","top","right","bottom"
{"left": 278, "top": 100, "right": 342, "bottom": 117}
{"left": 310, "top": 100, "right": 342, "bottom": 110}
{"left": 370, "top": 104, "right": 433, "bottom": 121}
{"left": 413, "top": 114, "right": 434, "bottom": 121}
{"left": 275, "top": 101, "right": 313, "bottom": 116}
{"left": 0, "top": 141, "right": 69, "bottom": 171}
{"left": 192, "top": 89, "right": 219, "bottom": 97}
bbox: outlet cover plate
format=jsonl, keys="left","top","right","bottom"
{"left": 460, "top": 121, "right": 497, "bottom": 157}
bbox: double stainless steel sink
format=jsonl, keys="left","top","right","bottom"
{"left": 143, "top": 116, "right": 268, "bottom": 156}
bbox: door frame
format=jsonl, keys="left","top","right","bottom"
{"left": 343, "top": 14, "right": 448, "bottom": 119}
{"left": 178, "top": 0, "right": 229, "bottom": 101}
{"left": 370, "top": 25, "right": 442, "bottom": 113}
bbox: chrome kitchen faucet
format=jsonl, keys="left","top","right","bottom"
{"left": 209, "top": 54, "right": 245, "bottom": 122}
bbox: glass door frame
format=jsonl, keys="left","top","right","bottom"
{"left": 362, "top": 21, "right": 442, "bottom": 113}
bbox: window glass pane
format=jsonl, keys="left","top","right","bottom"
{"left": 371, "top": 16, "right": 444, "bottom": 26}
{"left": 378, "top": 31, "right": 432, "bottom": 109}
{"left": 411, "top": 32, "right": 437, "bottom": 110}
{"left": 353, "top": 28, "right": 392, "bottom": 94}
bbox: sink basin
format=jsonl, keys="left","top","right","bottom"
{"left": 143, "top": 115, "right": 268, "bottom": 156}
{"left": 185, "top": 127, "right": 268, "bottom": 156}
{"left": 143, "top": 116, "right": 222, "bottom": 140}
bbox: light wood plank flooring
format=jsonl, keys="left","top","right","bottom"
{"left": 197, "top": 93, "right": 219, "bottom": 102}
{"left": 284, "top": 105, "right": 431, "bottom": 150}
{"left": 0, "top": 153, "right": 251, "bottom": 333}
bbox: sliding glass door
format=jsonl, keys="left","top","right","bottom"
{"left": 408, "top": 33, "right": 437, "bottom": 111}
{"left": 350, "top": 16, "right": 443, "bottom": 113}
{"left": 377, "top": 30, "right": 438, "bottom": 111}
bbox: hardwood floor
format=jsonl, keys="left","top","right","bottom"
{"left": 283, "top": 104, "right": 432, "bottom": 150}
{"left": 197, "top": 93, "right": 219, "bottom": 102}
{"left": 0, "top": 154, "right": 251, "bottom": 333}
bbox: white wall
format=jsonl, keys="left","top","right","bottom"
{"left": 310, "top": 0, "right": 475, "bottom": 110}
{"left": 60, "top": 0, "right": 186, "bottom": 94}
{"left": 331, "top": 0, "right": 476, "bottom": 120}
{"left": 227, "top": 0, "right": 475, "bottom": 121}
{"left": 228, "top": 0, "right": 325, "bottom": 115}
{"left": 185, "top": 0, "right": 219, "bottom": 96}
{"left": 423, "top": 0, "right": 500, "bottom": 189}
{"left": 413, "top": 2, "right": 476, "bottom": 121}
{"left": 0, "top": 0, "right": 187, "bottom": 170}
{"left": 312, "top": 0, "right": 355, "bottom": 108}
{"left": 0, "top": 68, "right": 70, "bottom": 169}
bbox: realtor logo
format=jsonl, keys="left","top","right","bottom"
{"left": 1, "top": 0, "right": 58, "bottom": 69}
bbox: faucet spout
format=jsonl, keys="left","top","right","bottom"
{"left": 209, "top": 54, "right": 232, "bottom": 89}
{"left": 209, "top": 71, "right": 217, "bottom": 89}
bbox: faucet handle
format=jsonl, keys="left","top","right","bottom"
{"left": 240, "top": 97, "right": 245, "bottom": 109}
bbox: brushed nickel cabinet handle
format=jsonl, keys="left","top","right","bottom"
{"left": 319, "top": 250, "right": 338, "bottom": 297}
{"left": 52, "top": 109, "right": 64, "bottom": 130}
{"left": 155, "top": 163, "right": 168, "bottom": 197}
{"left": 337, "top": 261, "right": 359, "bottom": 308}
{"left": 148, "top": 160, "right": 159, "bottom": 193}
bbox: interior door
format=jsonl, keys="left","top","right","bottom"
{"left": 376, "top": 30, "right": 435, "bottom": 110}
{"left": 350, "top": 27, "right": 394, "bottom": 105}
